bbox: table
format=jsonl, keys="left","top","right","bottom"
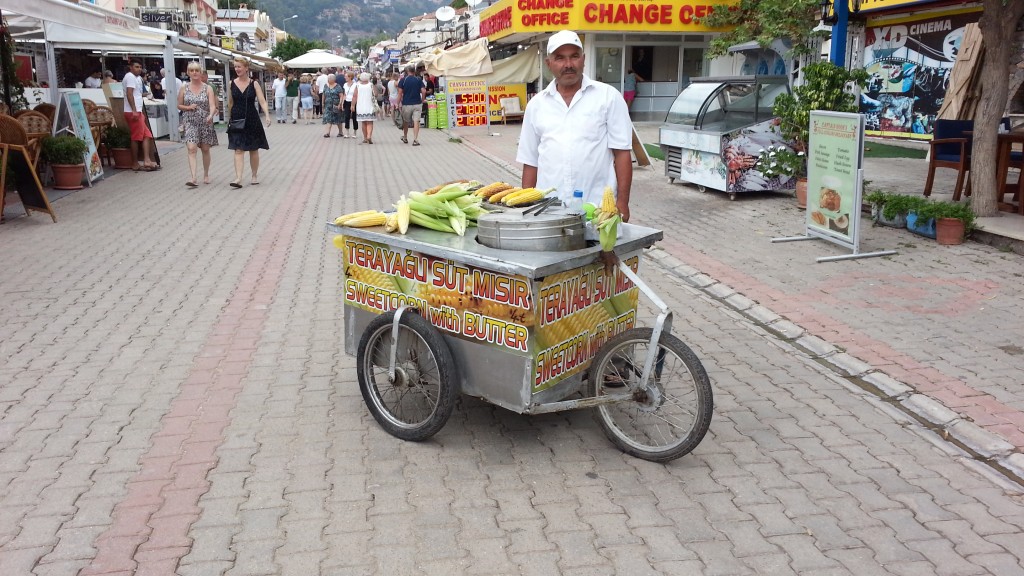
{"left": 995, "top": 132, "right": 1024, "bottom": 215}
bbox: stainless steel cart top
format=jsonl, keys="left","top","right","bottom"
{"left": 328, "top": 222, "right": 663, "bottom": 279}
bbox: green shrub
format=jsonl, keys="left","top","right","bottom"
{"left": 104, "top": 126, "right": 131, "bottom": 149}
{"left": 913, "top": 200, "right": 976, "bottom": 233}
{"left": 41, "top": 135, "right": 89, "bottom": 165}
{"left": 880, "top": 194, "right": 927, "bottom": 220}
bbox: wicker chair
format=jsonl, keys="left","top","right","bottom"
{"left": 0, "top": 115, "right": 34, "bottom": 219}
{"left": 81, "top": 99, "right": 97, "bottom": 115}
{"left": 34, "top": 103, "right": 56, "bottom": 122}
{"left": 88, "top": 106, "right": 115, "bottom": 165}
{"left": 18, "top": 111, "right": 51, "bottom": 168}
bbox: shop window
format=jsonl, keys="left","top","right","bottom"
{"left": 630, "top": 46, "right": 653, "bottom": 81}
{"left": 682, "top": 48, "right": 704, "bottom": 81}
{"left": 596, "top": 47, "right": 623, "bottom": 90}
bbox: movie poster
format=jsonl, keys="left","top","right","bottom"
{"left": 859, "top": 10, "right": 980, "bottom": 139}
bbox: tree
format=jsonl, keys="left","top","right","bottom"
{"left": 217, "top": 0, "right": 259, "bottom": 9}
{"left": 450, "top": 0, "right": 468, "bottom": 9}
{"left": 969, "top": 0, "right": 1024, "bottom": 217}
{"left": 270, "top": 36, "right": 330, "bottom": 63}
{"left": 701, "top": 0, "right": 822, "bottom": 56}
{"left": 352, "top": 32, "right": 391, "bottom": 54}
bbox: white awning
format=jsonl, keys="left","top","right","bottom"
{"left": 0, "top": 0, "right": 105, "bottom": 32}
{"left": 43, "top": 21, "right": 168, "bottom": 52}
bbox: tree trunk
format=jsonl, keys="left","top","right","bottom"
{"left": 970, "top": 1, "right": 1024, "bottom": 216}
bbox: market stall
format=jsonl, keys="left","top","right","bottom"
{"left": 330, "top": 185, "right": 713, "bottom": 462}
{"left": 660, "top": 75, "right": 793, "bottom": 200}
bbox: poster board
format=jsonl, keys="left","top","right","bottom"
{"left": 54, "top": 92, "right": 103, "bottom": 184}
{"left": 2, "top": 145, "right": 56, "bottom": 223}
{"left": 805, "top": 111, "right": 864, "bottom": 251}
{"left": 772, "top": 111, "right": 896, "bottom": 262}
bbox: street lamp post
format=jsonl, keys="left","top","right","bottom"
{"left": 282, "top": 14, "right": 298, "bottom": 36}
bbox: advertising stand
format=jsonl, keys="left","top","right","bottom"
{"left": 54, "top": 92, "right": 103, "bottom": 186}
{"left": 447, "top": 78, "right": 491, "bottom": 134}
{"left": 772, "top": 111, "right": 897, "bottom": 262}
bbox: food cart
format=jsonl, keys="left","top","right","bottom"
{"left": 330, "top": 210, "right": 713, "bottom": 462}
{"left": 659, "top": 75, "right": 793, "bottom": 200}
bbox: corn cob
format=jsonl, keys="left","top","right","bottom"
{"left": 424, "top": 179, "right": 468, "bottom": 195}
{"left": 383, "top": 212, "right": 399, "bottom": 233}
{"left": 396, "top": 197, "right": 410, "bottom": 234}
{"left": 504, "top": 188, "right": 547, "bottom": 206}
{"left": 487, "top": 187, "right": 521, "bottom": 204}
{"left": 344, "top": 211, "right": 388, "bottom": 227}
{"left": 334, "top": 210, "right": 380, "bottom": 225}
{"left": 345, "top": 264, "right": 400, "bottom": 293}
{"left": 475, "top": 182, "right": 512, "bottom": 198}
{"left": 595, "top": 187, "right": 621, "bottom": 252}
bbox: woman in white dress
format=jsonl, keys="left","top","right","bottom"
{"left": 352, "top": 72, "right": 377, "bottom": 144}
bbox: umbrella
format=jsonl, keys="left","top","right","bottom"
{"left": 283, "top": 49, "right": 354, "bottom": 69}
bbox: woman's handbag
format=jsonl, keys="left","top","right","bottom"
{"left": 227, "top": 117, "right": 245, "bottom": 133}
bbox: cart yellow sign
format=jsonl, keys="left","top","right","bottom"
{"left": 341, "top": 237, "right": 641, "bottom": 392}
{"left": 342, "top": 237, "right": 535, "bottom": 353}
{"left": 533, "top": 256, "right": 640, "bottom": 391}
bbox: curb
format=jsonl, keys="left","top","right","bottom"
{"left": 647, "top": 246, "right": 1024, "bottom": 488}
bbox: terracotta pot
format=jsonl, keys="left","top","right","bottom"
{"left": 795, "top": 177, "right": 808, "bottom": 209}
{"left": 935, "top": 217, "right": 965, "bottom": 245}
{"left": 50, "top": 163, "right": 85, "bottom": 190}
{"left": 111, "top": 147, "right": 133, "bottom": 170}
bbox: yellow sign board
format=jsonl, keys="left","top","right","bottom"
{"left": 480, "top": 0, "right": 736, "bottom": 41}
{"left": 487, "top": 83, "right": 528, "bottom": 121}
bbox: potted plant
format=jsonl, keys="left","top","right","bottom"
{"left": 755, "top": 145, "right": 807, "bottom": 207}
{"left": 770, "top": 62, "right": 869, "bottom": 207}
{"left": 911, "top": 200, "right": 976, "bottom": 245}
{"left": 865, "top": 192, "right": 925, "bottom": 228}
{"left": 103, "top": 126, "right": 133, "bottom": 169}
{"left": 41, "top": 135, "right": 89, "bottom": 190}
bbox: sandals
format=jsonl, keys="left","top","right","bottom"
{"left": 186, "top": 181, "right": 198, "bottom": 188}
{"left": 323, "top": 134, "right": 331, "bottom": 138}
{"left": 401, "top": 136, "right": 408, "bottom": 144}
{"left": 412, "top": 141, "right": 420, "bottom": 146}
{"left": 229, "top": 181, "right": 243, "bottom": 189}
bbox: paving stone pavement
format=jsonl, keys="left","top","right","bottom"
{"left": 0, "top": 118, "right": 1023, "bottom": 575}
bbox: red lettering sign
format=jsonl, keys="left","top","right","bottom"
{"left": 480, "top": 6, "right": 513, "bottom": 36}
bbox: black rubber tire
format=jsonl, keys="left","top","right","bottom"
{"left": 357, "top": 310, "right": 458, "bottom": 441}
{"left": 590, "top": 328, "right": 713, "bottom": 462}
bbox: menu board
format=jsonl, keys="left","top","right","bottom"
{"left": 54, "top": 92, "right": 103, "bottom": 184}
{"left": 806, "top": 111, "right": 865, "bottom": 251}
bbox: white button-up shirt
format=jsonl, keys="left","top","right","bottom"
{"left": 516, "top": 74, "right": 633, "bottom": 206}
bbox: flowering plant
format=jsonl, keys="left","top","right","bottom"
{"left": 754, "top": 145, "right": 805, "bottom": 179}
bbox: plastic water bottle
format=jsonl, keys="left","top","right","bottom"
{"left": 567, "top": 190, "right": 584, "bottom": 214}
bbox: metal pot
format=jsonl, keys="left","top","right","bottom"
{"left": 476, "top": 207, "right": 585, "bottom": 251}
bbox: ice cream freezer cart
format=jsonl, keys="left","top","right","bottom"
{"left": 329, "top": 214, "right": 713, "bottom": 462}
{"left": 659, "top": 75, "right": 794, "bottom": 200}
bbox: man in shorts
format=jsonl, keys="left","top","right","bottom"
{"left": 122, "top": 59, "right": 156, "bottom": 170}
{"left": 397, "top": 65, "right": 425, "bottom": 146}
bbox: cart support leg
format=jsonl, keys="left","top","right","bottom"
{"left": 617, "top": 261, "right": 672, "bottom": 397}
{"left": 388, "top": 306, "right": 412, "bottom": 383}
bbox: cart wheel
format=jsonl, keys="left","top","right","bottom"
{"left": 590, "top": 328, "right": 712, "bottom": 462}
{"left": 697, "top": 185, "right": 706, "bottom": 193}
{"left": 357, "top": 310, "right": 458, "bottom": 441}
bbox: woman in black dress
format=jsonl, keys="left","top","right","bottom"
{"left": 227, "top": 58, "right": 271, "bottom": 188}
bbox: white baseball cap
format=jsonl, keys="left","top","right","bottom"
{"left": 547, "top": 30, "right": 583, "bottom": 54}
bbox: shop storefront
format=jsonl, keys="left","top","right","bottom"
{"left": 854, "top": 0, "right": 983, "bottom": 139}
{"left": 478, "top": 0, "right": 740, "bottom": 120}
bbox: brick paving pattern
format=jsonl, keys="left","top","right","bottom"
{"left": 0, "top": 118, "right": 1022, "bottom": 575}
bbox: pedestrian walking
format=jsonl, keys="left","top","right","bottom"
{"left": 122, "top": 58, "right": 157, "bottom": 170}
{"left": 298, "top": 74, "right": 314, "bottom": 124}
{"left": 387, "top": 72, "right": 399, "bottom": 119}
{"left": 320, "top": 73, "right": 344, "bottom": 138}
{"left": 341, "top": 72, "right": 358, "bottom": 139}
{"left": 272, "top": 71, "right": 287, "bottom": 123}
{"left": 226, "top": 58, "right": 271, "bottom": 188}
{"left": 311, "top": 75, "right": 321, "bottom": 118}
{"left": 286, "top": 72, "right": 299, "bottom": 124}
{"left": 177, "top": 61, "right": 219, "bottom": 187}
{"left": 375, "top": 76, "right": 386, "bottom": 120}
{"left": 397, "top": 65, "right": 425, "bottom": 146}
{"left": 353, "top": 72, "right": 377, "bottom": 144}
